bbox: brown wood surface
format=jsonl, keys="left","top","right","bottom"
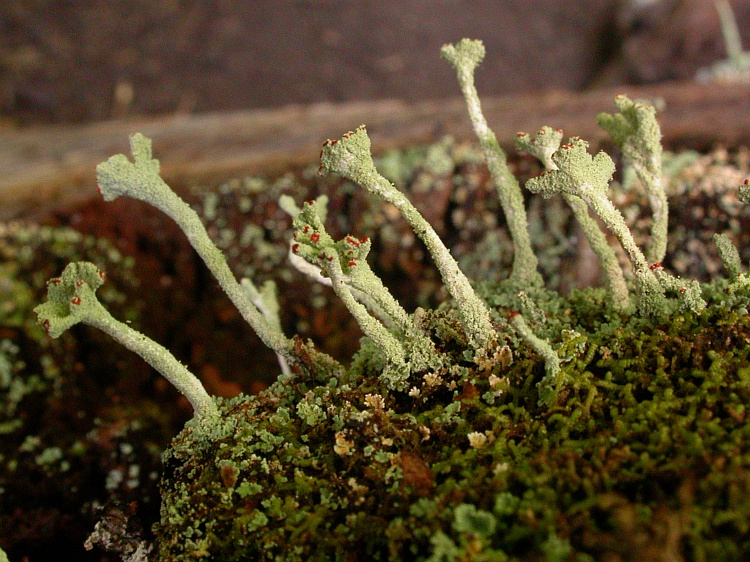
{"left": 1, "top": 81, "right": 748, "bottom": 219}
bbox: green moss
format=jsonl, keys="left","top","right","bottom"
{"left": 147, "top": 285, "right": 750, "bottom": 560}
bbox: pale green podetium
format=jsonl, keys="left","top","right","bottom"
{"left": 516, "top": 126, "right": 630, "bottom": 312}
{"left": 714, "top": 230, "right": 750, "bottom": 294}
{"left": 697, "top": 0, "right": 750, "bottom": 82}
{"left": 34, "top": 262, "right": 217, "bottom": 418}
{"left": 441, "top": 39, "right": 563, "bottom": 380}
{"left": 441, "top": 39, "right": 542, "bottom": 288}
{"left": 714, "top": 232, "right": 744, "bottom": 278}
{"left": 525, "top": 137, "right": 668, "bottom": 317}
{"left": 291, "top": 199, "right": 408, "bottom": 389}
{"left": 598, "top": 94, "right": 668, "bottom": 264}
{"left": 289, "top": 198, "right": 441, "bottom": 389}
{"left": 509, "top": 311, "right": 562, "bottom": 408}
{"left": 318, "top": 126, "right": 496, "bottom": 350}
{"left": 94, "top": 133, "right": 301, "bottom": 367}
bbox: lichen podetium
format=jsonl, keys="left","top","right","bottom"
{"left": 35, "top": 39, "right": 750, "bottom": 560}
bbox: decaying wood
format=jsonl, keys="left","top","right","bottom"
{"left": 1, "top": 81, "right": 748, "bottom": 219}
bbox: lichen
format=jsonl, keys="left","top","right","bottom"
{"left": 0, "top": 221, "right": 172, "bottom": 559}
{"left": 30, "top": 38, "right": 750, "bottom": 561}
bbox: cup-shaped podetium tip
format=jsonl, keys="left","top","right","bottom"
{"left": 34, "top": 262, "right": 107, "bottom": 338}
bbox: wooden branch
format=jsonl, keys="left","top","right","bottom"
{"left": 1, "top": 81, "right": 748, "bottom": 219}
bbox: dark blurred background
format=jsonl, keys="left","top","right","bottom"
{"left": 1, "top": 0, "right": 748, "bottom": 125}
